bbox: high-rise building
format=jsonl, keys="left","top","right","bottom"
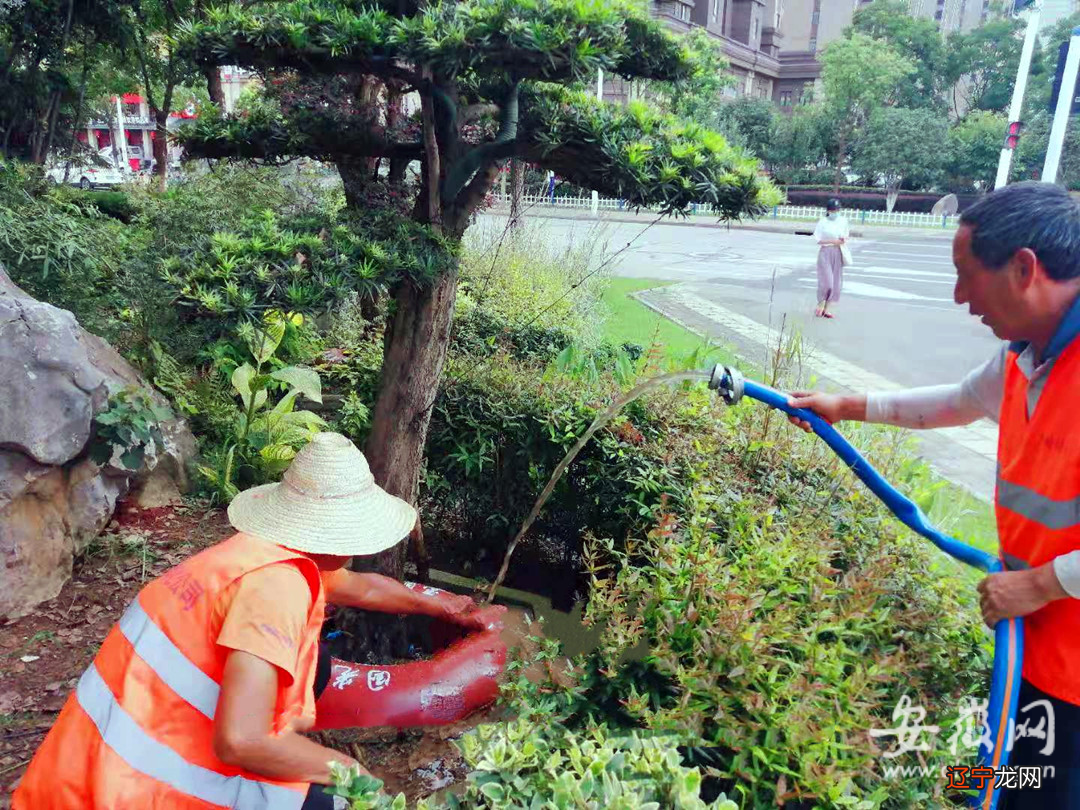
{"left": 1040, "top": 0, "right": 1077, "bottom": 31}
{"left": 644, "top": 0, "right": 1000, "bottom": 109}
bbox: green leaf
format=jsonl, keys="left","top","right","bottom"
{"left": 88, "top": 440, "right": 113, "bottom": 466}
{"left": 270, "top": 365, "right": 322, "bottom": 404}
{"left": 120, "top": 445, "right": 146, "bottom": 471}
{"left": 231, "top": 364, "right": 269, "bottom": 410}
{"left": 246, "top": 317, "right": 286, "bottom": 364}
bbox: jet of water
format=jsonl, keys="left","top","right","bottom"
{"left": 485, "top": 369, "right": 712, "bottom": 603}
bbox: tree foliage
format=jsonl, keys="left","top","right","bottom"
{"left": 820, "top": 32, "right": 915, "bottom": 186}
{"left": 851, "top": 107, "right": 947, "bottom": 208}
{"left": 0, "top": 0, "right": 127, "bottom": 162}
{"left": 849, "top": 0, "right": 947, "bottom": 110}
{"left": 763, "top": 106, "right": 832, "bottom": 183}
{"left": 714, "top": 96, "right": 775, "bottom": 159}
{"left": 1012, "top": 110, "right": 1080, "bottom": 190}
{"left": 944, "top": 15, "right": 1029, "bottom": 116}
{"left": 944, "top": 110, "right": 1006, "bottom": 191}
{"left": 645, "top": 27, "right": 733, "bottom": 130}
{"left": 1026, "top": 11, "right": 1080, "bottom": 115}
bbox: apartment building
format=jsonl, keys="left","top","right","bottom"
{"left": 647, "top": 0, "right": 997, "bottom": 109}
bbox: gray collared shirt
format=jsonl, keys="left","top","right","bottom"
{"left": 867, "top": 343, "right": 1080, "bottom": 597}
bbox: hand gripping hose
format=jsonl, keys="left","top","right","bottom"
{"left": 709, "top": 365, "right": 1022, "bottom": 810}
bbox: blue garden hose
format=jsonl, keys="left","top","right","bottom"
{"left": 709, "top": 365, "right": 1023, "bottom": 810}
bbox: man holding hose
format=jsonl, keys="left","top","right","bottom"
{"left": 788, "top": 182, "right": 1080, "bottom": 807}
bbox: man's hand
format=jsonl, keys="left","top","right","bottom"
{"left": 977, "top": 563, "right": 1068, "bottom": 627}
{"left": 438, "top": 599, "right": 506, "bottom": 631}
{"left": 786, "top": 392, "right": 867, "bottom": 432}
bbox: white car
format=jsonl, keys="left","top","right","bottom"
{"left": 46, "top": 157, "right": 126, "bottom": 189}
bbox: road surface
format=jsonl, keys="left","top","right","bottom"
{"left": 473, "top": 214, "right": 1000, "bottom": 499}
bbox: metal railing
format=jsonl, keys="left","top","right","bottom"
{"left": 488, "top": 192, "right": 960, "bottom": 229}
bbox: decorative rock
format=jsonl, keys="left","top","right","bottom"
{"left": 0, "top": 264, "right": 197, "bottom": 620}
{"left": 134, "top": 467, "right": 185, "bottom": 509}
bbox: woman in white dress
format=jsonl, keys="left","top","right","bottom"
{"left": 812, "top": 198, "right": 849, "bottom": 319}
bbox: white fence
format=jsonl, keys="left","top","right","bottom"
{"left": 489, "top": 192, "right": 960, "bottom": 230}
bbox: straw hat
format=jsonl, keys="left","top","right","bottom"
{"left": 227, "top": 432, "right": 417, "bottom": 556}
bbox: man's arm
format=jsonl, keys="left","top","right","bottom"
{"left": 324, "top": 570, "right": 499, "bottom": 630}
{"left": 214, "top": 650, "right": 362, "bottom": 784}
{"left": 787, "top": 346, "right": 1006, "bottom": 432}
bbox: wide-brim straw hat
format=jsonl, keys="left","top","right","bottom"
{"left": 228, "top": 432, "right": 417, "bottom": 556}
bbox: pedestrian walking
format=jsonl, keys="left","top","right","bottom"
{"left": 813, "top": 198, "right": 850, "bottom": 319}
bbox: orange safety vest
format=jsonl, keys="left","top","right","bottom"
{"left": 13, "top": 533, "right": 326, "bottom": 809}
{"left": 997, "top": 339, "right": 1080, "bottom": 706}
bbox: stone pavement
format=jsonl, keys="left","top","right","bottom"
{"left": 636, "top": 283, "right": 997, "bottom": 502}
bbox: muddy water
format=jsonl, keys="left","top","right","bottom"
{"left": 486, "top": 370, "right": 711, "bottom": 603}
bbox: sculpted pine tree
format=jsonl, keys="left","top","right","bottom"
{"left": 182, "top": 0, "right": 778, "bottom": 577}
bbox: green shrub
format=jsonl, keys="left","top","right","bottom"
{"left": 198, "top": 313, "right": 326, "bottom": 502}
{"left": 459, "top": 220, "right": 611, "bottom": 349}
{"left": 488, "top": 383, "right": 990, "bottom": 809}
{"left": 79, "top": 190, "right": 137, "bottom": 223}
{"left": 328, "top": 718, "right": 738, "bottom": 809}
{"left": 0, "top": 159, "right": 142, "bottom": 342}
{"left": 424, "top": 355, "right": 694, "bottom": 562}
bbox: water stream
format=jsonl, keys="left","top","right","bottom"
{"left": 485, "top": 369, "right": 712, "bottom": 603}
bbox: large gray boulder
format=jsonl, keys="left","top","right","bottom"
{"left": 0, "top": 265, "right": 196, "bottom": 620}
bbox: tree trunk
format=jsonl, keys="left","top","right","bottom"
{"left": 885, "top": 183, "right": 899, "bottom": 214}
{"left": 363, "top": 267, "right": 458, "bottom": 580}
{"left": 64, "top": 36, "right": 91, "bottom": 170}
{"left": 31, "top": 92, "right": 60, "bottom": 164}
{"left": 152, "top": 109, "right": 169, "bottom": 192}
{"left": 205, "top": 65, "right": 225, "bottom": 110}
{"left": 833, "top": 124, "right": 849, "bottom": 194}
{"left": 40, "top": 91, "right": 63, "bottom": 164}
{"left": 509, "top": 158, "right": 525, "bottom": 227}
{"left": 338, "top": 157, "right": 370, "bottom": 208}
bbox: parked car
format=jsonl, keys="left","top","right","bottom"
{"left": 45, "top": 154, "right": 126, "bottom": 189}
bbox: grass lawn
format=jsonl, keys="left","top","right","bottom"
{"left": 600, "top": 277, "right": 739, "bottom": 366}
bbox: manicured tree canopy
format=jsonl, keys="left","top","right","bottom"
{"left": 179, "top": 0, "right": 779, "bottom": 578}
{"left": 181, "top": 0, "right": 776, "bottom": 225}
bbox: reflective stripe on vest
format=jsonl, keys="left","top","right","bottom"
{"left": 76, "top": 664, "right": 304, "bottom": 810}
{"left": 118, "top": 600, "right": 220, "bottom": 719}
{"left": 1000, "top": 551, "right": 1031, "bottom": 571}
{"left": 997, "top": 475, "right": 1080, "bottom": 531}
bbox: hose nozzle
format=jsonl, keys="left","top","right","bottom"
{"left": 708, "top": 364, "right": 744, "bottom": 405}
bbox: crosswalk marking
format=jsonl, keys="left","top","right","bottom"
{"left": 859, "top": 249, "right": 953, "bottom": 260}
{"left": 854, "top": 265, "right": 954, "bottom": 278}
{"left": 797, "top": 278, "right": 953, "bottom": 302}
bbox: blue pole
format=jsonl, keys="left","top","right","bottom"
{"left": 724, "top": 372, "right": 1022, "bottom": 810}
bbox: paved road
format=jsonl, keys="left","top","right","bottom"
{"left": 475, "top": 214, "right": 1001, "bottom": 499}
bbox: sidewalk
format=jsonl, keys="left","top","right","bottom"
{"left": 634, "top": 283, "right": 996, "bottom": 502}
{"left": 487, "top": 203, "right": 958, "bottom": 242}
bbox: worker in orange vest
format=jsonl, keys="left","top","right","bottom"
{"left": 787, "top": 182, "right": 1080, "bottom": 807}
{"left": 13, "top": 432, "right": 492, "bottom": 809}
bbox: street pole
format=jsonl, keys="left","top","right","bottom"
{"left": 1043, "top": 26, "right": 1080, "bottom": 183}
{"left": 994, "top": 2, "right": 1042, "bottom": 189}
{"left": 591, "top": 68, "right": 602, "bottom": 218}
{"left": 115, "top": 95, "right": 130, "bottom": 176}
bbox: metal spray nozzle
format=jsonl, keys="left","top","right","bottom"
{"left": 708, "top": 364, "right": 745, "bottom": 405}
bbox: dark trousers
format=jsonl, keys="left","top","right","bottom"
{"left": 302, "top": 645, "right": 336, "bottom": 809}
{"left": 998, "top": 679, "right": 1080, "bottom": 809}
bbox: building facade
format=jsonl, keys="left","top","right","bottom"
{"left": 649, "top": 0, "right": 997, "bottom": 110}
